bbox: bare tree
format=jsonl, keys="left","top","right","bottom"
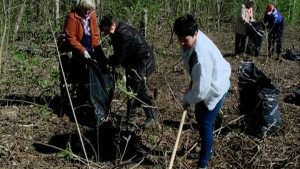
{"left": 0, "top": 0, "right": 8, "bottom": 84}
{"left": 140, "top": 8, "right": 147, "bottom": 38}
{"left": 216, "top": 0, "right": 221, "bottom": 29}
{"left": 13, "top": 0, "right": 27, "bottom": 40}
{"left": 188, "top": 0, "right": 191, "bottom": 13}
{"left": 55, "top": 0, "right": 59, "bottom": 24}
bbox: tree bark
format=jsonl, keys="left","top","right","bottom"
{"left": 188, "top": 0, "right": 191, "bottom": 13}
{"left": 13, "top": 0, "right": 27, "bottom": 40}
{"left": 0, "top": 0, "right": 8, "bottom": 84}
{"left": 140, "top": 8, "right": 147, "bottom": 38}
{"left": 216, "top": 0, "right": 221, "bottom": 29}
{"left": 55, "top": 0, "right": 59, "bottom": 25}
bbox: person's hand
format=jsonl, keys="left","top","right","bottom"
{"left": 248, "top": 22, "right": 252, "bottom": 27}
{"left": 83, "top": 51, "right": 91, "bottom": 59}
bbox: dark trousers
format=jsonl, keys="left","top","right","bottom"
{"left": 125, "top": 69, "right": 154, "bottom": 115}
{"left": 268, "top": 23, "right": 284, "bottom": 55}
{"left": 235, "top": 33, "right": 247, "bottom": 55}
{"left": 194, "top": 94, "right": 227, "bottom": 168}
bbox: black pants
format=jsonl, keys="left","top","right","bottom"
{"left": 235, "top": 33, "right": 247, "bottom": 55}
{"left": 125, "top": 69, "right": 154, "bottom": 113}
{"left": 268, "top": 23, "right": 284, "bottom": 55}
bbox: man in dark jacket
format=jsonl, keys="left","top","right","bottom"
{"left": 100, "top": 15, "right": 157, "bottom": 128}
{"left": 264, "top": 3, "right": 284, "bottom": 60}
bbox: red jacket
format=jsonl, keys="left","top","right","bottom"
{"left": 64, "top": 10, "right": 100, "bottom": 54}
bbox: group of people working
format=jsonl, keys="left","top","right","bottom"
{"left": 235, "top": 0, "right": 285, "bottom": 60}
{"left": 61, "top": 0, "right": 284, "bottom": 168}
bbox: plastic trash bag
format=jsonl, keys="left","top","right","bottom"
{"left": 238, "top": 62, "right": 282, "bottom": 138}
{"left": 88, "top": 60, "right": 114, "bottom": 126}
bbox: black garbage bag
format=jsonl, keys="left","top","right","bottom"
{"left": 238, "top": 62, "right": 282, "bottom": 138}
{"left": 88, "top": 59, "right": 114, "bottom": 126}
{"left": 282, "top": 49, "right": 300, "bottom": 61}
{"left": 283, "top": 88, "right": 300, "bottom": 106}
{"left": 59, "top": 53, "right": 114, "bottom": 127}
{"left": 246, "top": 22, "right": 264, "bottom": 57}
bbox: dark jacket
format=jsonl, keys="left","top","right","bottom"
{"left": 263, "top": 8, "right": 284, "bottom": 33}
{"left": 109, "top": 22, "right": 155, "bottom": 78}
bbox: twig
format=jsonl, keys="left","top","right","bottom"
{"left": 129, "top": 157, "right": 145, "bottom": 169}
{"left": 120, "top": 135, "right": 131, "bottom": 162}
{"left": 49, "top": 20, "right": 90, "bottom": 168}
{"left": 179, "top": 115, "right": 245, "bottom": 159}
{"left": 213, "top": 115, "right": 245, "bottom": 134}
{"left": 0, "top": 98, "right": 52, "bottom": 111}
{"left": 160, "top": 70, "right": 183, "bottom": 110}
{"left": 18, "top": 124, "right": 34, "bottom": 127}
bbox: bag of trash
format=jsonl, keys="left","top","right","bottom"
{"left": 283, "top": 88, "right": 300, "bottom": 106}
{"left": 246, "top": 22, "right": 264, "bottom": 57}
{"left": 238, "top": 62, "right": 282, "bottom": 138}
{"left": 282, "top": 49, "right": 300, "bottom": 61}
{"left": 59, "top": 52, "right": 114, "bottom": 127}
{"left": 88, "top": 59, "right": 114, "bottom": 126}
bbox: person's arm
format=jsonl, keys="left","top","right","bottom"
{"left": 263, "top": 13, "right": 275, "bottom": 30}
{"left": 64, "top": 13, "right": 86, "bottom": 54}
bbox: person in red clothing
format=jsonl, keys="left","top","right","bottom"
{"left": 263, "top": 4, "right": 285, "bottom": 60}
{"left": 64, "top": 0, "right": 101, "bottom": 58}
{"left": 61, "top": 0, "right": 106, "bottom": 110}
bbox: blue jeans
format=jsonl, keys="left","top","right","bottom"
{"left": 195, "top": 94, "right": 227, "bottom": 168}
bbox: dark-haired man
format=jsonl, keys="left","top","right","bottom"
{"left": 174, "top": 14, "right": 231, "bottom": 169}
{"left": 100, "top": 15, "right": 157, "bottom": 128}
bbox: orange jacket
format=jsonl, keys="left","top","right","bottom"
{"left": 64, "top": 10, "right": 100, "bottom": 55}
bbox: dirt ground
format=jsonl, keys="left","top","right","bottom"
{"left": 1, "top": 21, "right": 299, "bottom": 169}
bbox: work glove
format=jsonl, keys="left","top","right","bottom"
{"left": 83, "top": 50, "right": 91, "bottom": 59}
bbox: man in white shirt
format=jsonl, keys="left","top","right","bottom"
{"left": 174, "top": 14, "right": 231, "bottom": 169}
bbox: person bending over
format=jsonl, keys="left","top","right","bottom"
{"left": 174, "top": 14, "right": 231, "bottom": 169}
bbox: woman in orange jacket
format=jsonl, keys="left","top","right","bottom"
{"left": 64, "top": 0, "right": 101, "bottom": 58}
{"left": 62, "top": 0, "right": 106, "bottom": 109}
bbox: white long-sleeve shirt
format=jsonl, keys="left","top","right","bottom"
{"left": 182, "top": 31, "right": 231, "bottom": 111}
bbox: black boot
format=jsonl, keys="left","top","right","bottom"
{"left": 144, "top": 108, "right": 157, "bottom": 128}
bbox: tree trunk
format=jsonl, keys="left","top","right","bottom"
{"left": 181, "top": 0, "right": 185, "bottom": 13}
{"left": 96, "top": 0, "right": 100, "bottom": 18}
{"left": 55, "top": 0, "right": 59, "bottom": 25}
{"left": 216, "top": 0, "right": 221, "bottom": 29}
{"left": 139, "top": 8, "right": 147, "bottom": 38}
{"left": 13, "top": 0, "right": 27, "bottom": 40}
{"left": 188, "top": 0, "right": 191, "bottom": 13}
{"left": 0, "top": 0, "right": 8, "bottom": 84}
{"left": 206, "top": 0, "right": 210, "bottom": 31}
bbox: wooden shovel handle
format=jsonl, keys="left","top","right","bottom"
{"left": 168, "top": 110, "right": 187, "bottom": 169}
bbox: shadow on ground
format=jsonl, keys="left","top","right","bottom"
{"left": 33, "top": 121, "right": 156, "bottom": 166}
